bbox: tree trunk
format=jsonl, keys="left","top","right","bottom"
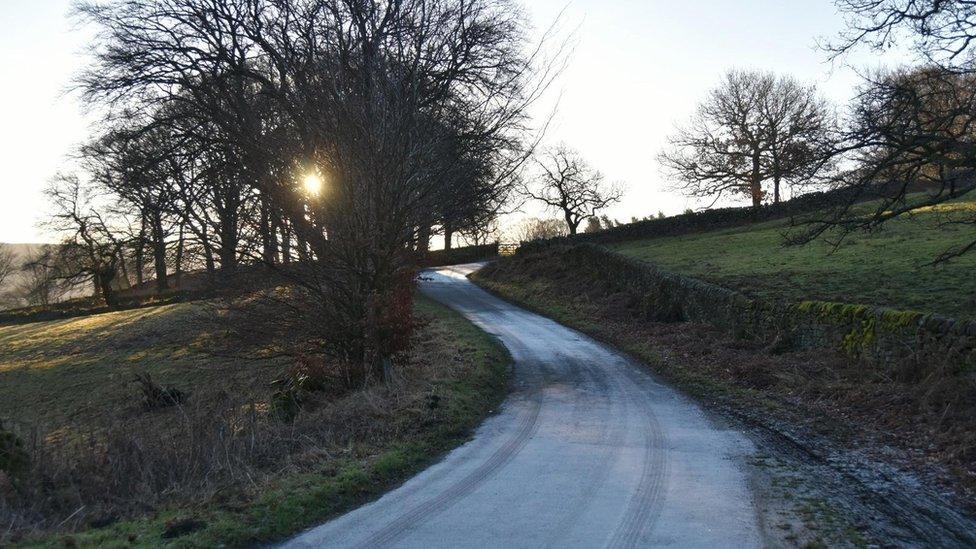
{"left": 260, "top": 201, "right": 278, "bottom": 264}
{"left": 174, "top": 223, "right": 185, "bottom": 288}
{"left": 270, "top": 213, "right": 281, "bottom": 264}
{"left": 417, "top": 225, "right": 431, "bottom": 255}
{"left": 281, "top": 221, "right": 292, "bottom": 264}
{"left": 117, "top": 258, "right": 131, "bottom": 290}
{"left": 98, "top": 270, "right": 118, "bottom": 309}
{"left": 151, "top": 215, "right": 168, "bottom": 293}
{"left": 772, "top": 154, "right": 782, "bottom": 204}
{"left": 198, "top": 225, "right": 217, "bottom": 282}
{"left": 297, "top": 235, "right": 310, "bottom": 263}
{"left": 204, "top": 246, "right": 216, "bottom": 282}
{"left": 215, "top": 192, "right": 240, "bottom": 273}
{"left": 135, "top": 223, "right": 145, "bottom": 287}
{"left": 443, "top": 225, "right": 454, "bottom": 251}
{"left": 218, "top": 220, "right": 238, "bottom": 275}
{"left": 566, "top": 211, "right": 578, "bottom": 235}
{"left": 750, "top": 152, "right": 763, "bottom": 209}
{"left": 219, "top": 245, "right": 237, "bottom": 277}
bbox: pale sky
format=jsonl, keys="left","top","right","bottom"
{"left": 0, "top": 0, "right": 905, "bottom": 243}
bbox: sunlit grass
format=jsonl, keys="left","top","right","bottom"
{"left": 0, "top": 302, "right": 283, "bottom": 431}
{"left": 911, "top": 201, "right": 976, "bottom": 214}
{"left": 612, "top": 198, "right": 976, "bottom": 318}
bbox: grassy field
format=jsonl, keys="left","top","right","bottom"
{"left": 0, "top": 302, "right": 273, "bottom": 431}
{"left": 611, "top": 199, "right": 976, "bottom": 318}
{"left": 0, "top": 295, "right": 509, "bottom": 547}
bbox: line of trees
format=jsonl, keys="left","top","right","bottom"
{"left": 34, "top": 0, "right": 560, "bottom": 381}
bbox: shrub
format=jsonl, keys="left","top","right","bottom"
{"left": 0, "top": 422, "right": 28, "bottom": 475}
{"left": 270, "top": 355, "right": 346, "bottom": 422}
{"left": 287, "top": 356, "right": 333, "bottom": 393}
{"left": 134, "top": 374, "right": 187, "bottom": 410}
{"left": 270, "top": 387, "right": 303, "bottom": 423}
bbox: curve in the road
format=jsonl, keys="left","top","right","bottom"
{"left": 284, "top": 264, "right": 762, "bottom": 548}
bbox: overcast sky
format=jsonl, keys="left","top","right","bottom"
{"left": 0, "top": 0, "right": 906, "bottom": 243}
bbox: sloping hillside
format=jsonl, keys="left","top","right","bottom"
{"left": 0, "top": 295, "right": 509, "bottom": 546}
{"left": 611, "top": 200, "right": 976, "bottom": 319}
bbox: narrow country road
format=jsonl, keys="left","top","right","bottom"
{"left": 285, "top": 264, "right": 763, "bottom": 548}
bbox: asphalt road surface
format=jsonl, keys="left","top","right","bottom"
{"left": 284, "top": 264, "right": 762, "bottom": 548}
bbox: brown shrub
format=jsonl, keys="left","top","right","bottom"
{"left": 133, "top": 373, "right": 187, "bottom": 410}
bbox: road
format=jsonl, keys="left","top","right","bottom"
{"left": 284, "top": 264, "right": 763, "bottom": 548}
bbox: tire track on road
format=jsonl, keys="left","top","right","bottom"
{"left": 606, "top": 361, "right": 671, "bottom": 549}
{"left": 542, "top": 354, "right": 627, "bottom": 548}
{"left": 353, "top": 372, "right": 544, "bottom": 548}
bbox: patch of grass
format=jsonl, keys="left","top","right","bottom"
{"left": 795, "top": 498, "right": 869, "bottom": 549}
{"left": 3, "top": 295, "right": 509, "bottom": 547}
{"left": 0, "top": 302, "right": 277, "bottom": 432}
{"left": 610, "top": 198, "right": 976, "bottom": 318}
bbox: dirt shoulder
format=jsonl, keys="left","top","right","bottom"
{"left": 473, "top": 250, "right": 976, "bottom": 547}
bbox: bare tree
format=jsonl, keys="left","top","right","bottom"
{"left": 438, "top": 149, "right": 519, "bottom": 251}
{"left": 790, "top": 66, "right": 976, "bottom": 260}
{"left": 80, "top": 124, "right": 182, "bottom": 293}
{"left": 41, "top": 175, "right": 128, "bottom": 307}
{"left": 829, "top": 1, "right": 976, "bottom": 68}
{"left": 510, "top": 217, "right": 568, "bottom": 242}
{"left": 525, "top": 145, "right": 622, "bottom": 235}
{"left": 789, "top": 3, "right": 976, "bottom": 261}
{"left": 659, "top": 70, "right": 836, "bottom": 208}
{"left": 0, "top": 245, "right": 14, "bottom": 289}
{"left": 16, "top": 246, "right": 65, "bottom": 307}
{"left": 459, "top": 219, "right": 501, "bottom": 247}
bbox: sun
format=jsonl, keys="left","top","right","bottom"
{"left": 302, "top": 173, "right": 324, "bottom": 196}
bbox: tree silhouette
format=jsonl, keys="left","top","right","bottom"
{"left": 791, "top": 3, "right": 976, "bottom": 261}
{"left": 659, "top": 70, "right": 835, "bottom": 208}
{"left": 525, "top": 145, "right": 622, "bottom": 235}
{"left": 74, "top": 0, "right": 560, "bottom": 379}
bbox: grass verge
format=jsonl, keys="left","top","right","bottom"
{"left": 1, "top": 295, "right": 510, "bottom": 547}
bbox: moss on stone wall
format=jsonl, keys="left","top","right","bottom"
{"left": 518, "top": 242, "right": 975, "bottom": 370}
